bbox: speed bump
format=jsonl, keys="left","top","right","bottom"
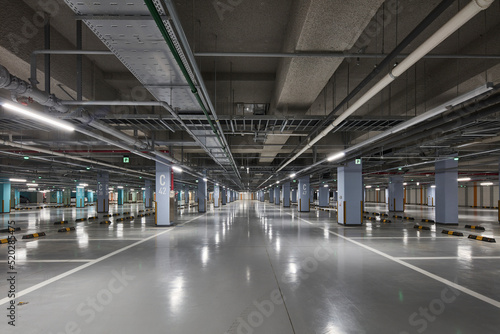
{"left": 123, "top": 211, "right": 131, "bottom": 215}
{"left": 414, "top": 225, "right": 431, "bottom": 230}
{"left": 137, "top": 214, "right": 146, "bottom": 217}
{"left": 372, "top": 212, "right": 380, "bottom": 216}
{"left": 58, "top": 227, "right": 76, "bottom": 232}
{"left": 53, "top": 220, "right": 69, "bottom": 225}
{"left": 100, "top": 221, "right": 112, "bottom": 224}
{"left": 404, "top": 217, "right": 415, "bottom": 220}
{"left": 0, "top": 227, "right": 21, "bottom": 233}
{"left": 465, "top": 225, "right": 485, "bottom": 231}
{"left": 22, "top": 232, "right": 47, "bottom": 239}
{"left": 112, "top": 213, "right": 120, "bottom": 216}
{"left": 421, "top": 219, "right": 435, "bottom": 223}
{"left": 441, "top": 230, "right": 463, "bottom": 236}
{"left": 381, "top": 219, "right": 392, "bottom": 223}
{"left": 1, "top": 236, "right": 16, "bottom": 244}
{"left": 139, "top": 210, "right": 145, "bottom": 213}
{"left": 88, "top": 216, "right": 99, "bottom": 220}
{"left": 75, "top": 218, "right": 87, "bottom": 222}
{"left": 103, "top": 214, "right": 112, "bottom": 218}
{"left": 380, "top": 213, "right": 389, "bottom": 217}
{"left": 468, "top": 234, "right": 496, "bottom": 243}
{"left": 393, "top": 215, "right": 403, "bottom": 219}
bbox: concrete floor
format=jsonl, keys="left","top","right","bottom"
{"left": 0, "top": 201, "right": 499, "bottom": 334}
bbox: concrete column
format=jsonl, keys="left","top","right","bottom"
{"left": 221, "top": 187, "right": 226, "bottom": 205}
{"left": 298, "top": 175, "right": 310, "bottom": 212}
{"left": 269, "top": 188, "right": 274, "bottom": 203}
{"left": 63, "top": 189, "right": 71, "bottom": 206}
{"left": 275, "top": 186, "right": 280, "bottom": 205}
{"left": 144, "top": 180, "right": 153, "bottom": 208}
{"left": 282, "top": 182, "right": 290, "bottom": 207}
{"left": 388, "top": 176, "right": 404, "bottom": 212}
{"left": 427, "top": 187, "right": 436, "bottom": 207}
{"left": 117, "top": 188, "right": 124, "bottom": 205}
{"left": 319, "top": 185, "right": 329, "bottom": 207}
{"left": 310, "top": 187, "right": 314, "bottom": 204}
{"left": 435, "top": 157, "right": 458, "bottom": 225}
{"left": 0, "top": 181, "right": 11, "bottom": 213}
{"left": 291, "top": 188, "right": 297, "bottom": 203}
{"left": 198, "top": 177, "right": 207, "bottom": 213}
{"left": 76, "top": 186, "right": 85, "bottom": 208}
{"left": 338, "top": 160, "right": 363, "bottom": 225}
{"left": 214, "top": 185, "right": 220, "bottom": 208}
{"left": 155, "top": 161, "right": 172, "bottom": 226}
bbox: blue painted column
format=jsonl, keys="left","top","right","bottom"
{"left": 76, "top": 186, "right": 85, "bottom": 208}
{"left": 291, "top": 188, "right": 297, "bottom": 203}
{"left": 184, "top": 186, "right": 189, "bottom": 205}
{"left": 117, "top": 188, "right": 124, "bottom": 205}
{"left": 96, "top": 172, "right": 109, "bottom": 213}
{"left": 269, "top": 188, "right": 274, "bottom": 203}
{"left": 282, "top": 182, "right": 290, "bottom": 207}
{"left": 87, "top": 191, "right": 94, "bottom": 203}
{"left": 56, "top": 191, "right": 62, "bottom": 204}
{"left": 274, "top": 186, "right": 280, "bottom": 205}
{"left": 13, "top": 189, "right": 20, "bottom": 208}
{"left": 388, "top": 175, "right": 404, "bottom": 212}
{"left": 338, "top": 160, "right": 363, "bottom": 225}
{"left": 435, "top": 157, "right": 458, "bottom": 225}
{"left": 198, "top": 177, "right": 207, "bottom": 213}
{"left": 144, "top": 180, "right": 153, "bottom": 208}
{"left": 155, "top": 161, "right": 172, "bottom": 226}
{"left": 214, "top": 185, "right": 220, "bottom": 208}
{"left": 319, "top": 185, "right": 329, "bottom": 207}
{"left": 0, "top": 181, "right": 11, "bottom": 213}
{"left": 298, "top": 175, "right": 310, "bottom": 212}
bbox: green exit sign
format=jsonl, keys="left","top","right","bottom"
{"left": 123, "top": 156, "right": 130, "bottom": 163}
{"left": 355, "top": 159, "right": 361, "bottom": 165}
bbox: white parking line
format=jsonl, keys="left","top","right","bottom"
{"left": 0, "top": 214, "right": 206, "bottom": 306}
{"left": 292, "top": 214, "right": 500, "bottom": 309}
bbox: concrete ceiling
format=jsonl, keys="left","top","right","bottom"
{"left": 0, "top": 0, "right": 498, "bottom": 192}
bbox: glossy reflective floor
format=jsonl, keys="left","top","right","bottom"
{"left": 1, "top": 201, "right": 499, "bottom": 334}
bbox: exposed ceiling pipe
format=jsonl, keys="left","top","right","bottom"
{"left": 161, "top": 0, "right": 240, "bottom": 176}
{"left": 261, "top": 85, "right": 497, "bottom": 189}
{"left": 194, "top": 52, "right": 500, "bottom": 59}
{"left": 62, "top": 100, "right": 229, "bottom": 171}
{"left": 30, "top": 50, "right": 113, "bottom": 87}
{"left": 144, "top": 0, "right": 242, "bottom": 183}
{"left": 0, "top": 139, "right": 154, "bottom": 178}
{"left": 0, "top": 64, "right": 69, "bottom": 113}
{"left": 276, "top": 0, "right": 495, "bottom": 173}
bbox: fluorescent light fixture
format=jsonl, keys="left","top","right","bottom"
{"left": 247, "top": 167, "right": 249, "bottom": 174}
{"left": 130, "top": 189, "right": 135, "bottom": 191}
{"left": 365, "top": 185, "right": 372, "bottom": 188}
{"left": 78, "top": 183, "right": 88, "bottom": 187}
{"left": 3, "top": 102, "right": 75, "bottom": 132}
{"left": 431, "top": 185, "right": 436, "bottom": 188}
{"left": 172, "top": 166, "right": 183, "bottom": 173}
{"left": 375, "top": 188, "right": 380, "bottom": 191}
{"left": 108, "top": 187, "right": 114, "bottom": 190}
{"left": 403, "top": 183, "right": 408, "bottom": 186}
{"left": 457, "top": 177, "right": 471, "bottom": 182}
{"left": 276, "top": 181, "right": 279, "bottom": 184}
{"left": 416, "top": 182, "right": 420, "bottom": 186}
{"left": 76, "top": 186, "right": 84, "bottom": 189}
{"left": 203, "top": 178, "right": 208, "bottom": 182}
{"left": 9, "top": 178, "right": 26, "bottom": 182}
{"left": 27, "top": 183, "right": 38, "bottom": 187}
{"left": 141, "top": 188, "right": 146, "bottom": 190}
{"left": 216, "top": 183, "right": 219, "bottom": 186}
{"left": 480, "top": 182, "right": 493, "bottom": 186}
{"left": 117, "top": 186, "right": 124, "bottom": 189}
{"left": 289, "top": 173, "right": 296, "bottom": 178}
{"left": 323, "top": 184, "right": 328, "bottom": 188}
{"left": 327, "top": 151, "right": 345, "bottom": 162}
